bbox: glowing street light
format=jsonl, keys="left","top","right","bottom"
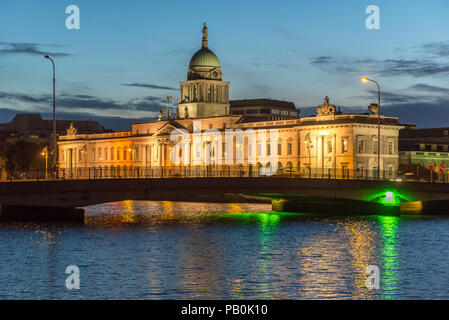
{"left": 41, "top": 147, "right": 48, "bottom": 179}
{"left": 362, "top": 76, "right": 381, "bottom": 179}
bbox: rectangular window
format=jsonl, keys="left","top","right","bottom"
{"left": 111, "top": 149, "right": 114, "bottom": 161}
{"left": 123, "top": 149, "right": 127, "bottom": 160}
{"left": 327, "top": 140, "right": 332, "bottom": 154}
{"left": 135, "top": 148, "right": 139, "bottom": 160}
{"left": 342, "top": 137, "right": 348, "bottom": 153}
{"left": 373, "top": 137, "right": 378, "bottom": 154}
{"left": 267, "top": 144, "right": 271, "bottom": 156}
{"left": 105, "top": 150, "right": 108, "bottom": 161}
{"left": 78, "top": 150, "right": 82, "bottom": 162}
{"left": 117, "top": 149, "right": 120, "bottom": 160}
{"left": 209, "top": 124, "right": 213, "bottom": 129}
{"left": 278, "top": 143, "right": 282, "bottom": 155}
{"left": 388, "top": 140, "right": 394, "bottom": 155}
{"left": 287, "top": 143, "right": 292, "bottom": 155}
{"left": 358, "top": 139, "right": 364, "bottom": 154}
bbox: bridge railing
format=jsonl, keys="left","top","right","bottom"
{"left": 2, "top": 166, "right": 448, "bottom": 183}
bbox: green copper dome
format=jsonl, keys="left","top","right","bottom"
{"left": 189, "top": 48, "right": 221, "bottom": 68}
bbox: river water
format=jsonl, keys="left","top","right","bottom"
{"left": 0, "top": 200, "right": 448, "bottom": 299}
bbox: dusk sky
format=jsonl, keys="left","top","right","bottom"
{"left": 1, "top": 0, "right": 449, "bottom": 130}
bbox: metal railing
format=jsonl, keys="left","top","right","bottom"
{"left": 2, "top": 166, "right": 448, "bottom": 183}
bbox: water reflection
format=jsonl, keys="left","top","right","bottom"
{"left": 378, "top": 216, "right": 399, "bottom": 299}
{"left": 0, "top": 201, "right": 447, "bottom": 299}
{"left": 339, "top": 219, "right": 377, "bottom": 299}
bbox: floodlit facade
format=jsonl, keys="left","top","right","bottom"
{"left": 58, "top": 24, "right": 404, "bottom": 179}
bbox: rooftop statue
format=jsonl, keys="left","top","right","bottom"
{"left": 317, "top": 96, "right": 336, "bottom": 116}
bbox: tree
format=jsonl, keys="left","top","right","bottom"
{"left": 3, "top": 140, "right": 45, "bottom": 178}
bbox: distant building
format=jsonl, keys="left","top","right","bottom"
{"left": 0, "top": 114, "right": 108, "bottom": 144}
{"left": 230, "top": 99, "right": 300, "bottom": 121}
{"left": 399, "top": 126, "right": 449, "bottom": 175}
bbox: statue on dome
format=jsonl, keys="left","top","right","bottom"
{"left": 202, "top": 22, "right": 208, "bottom": 48}
{"left": 203, "top": 23, "right": 208, "bottom": 40}
{"left": 158, "top": 109, "right": 164, "bottom": 121}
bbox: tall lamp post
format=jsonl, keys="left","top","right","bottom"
{"left": 44, "top": 55, "right": 56, "bottom": 178}
{"left": 362, "top": 77, "right": 381, "bottom": 179}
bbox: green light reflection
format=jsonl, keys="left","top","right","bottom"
{"left": 378, "top": 216, "right": 399, "bottom": 299}
{"left": 220, "top": 211, "right": 283, "bottom": 298}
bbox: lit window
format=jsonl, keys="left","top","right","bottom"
{"left": 342, "top": 138, "right": 348, "bottom": 153}
{"left": 327, "top": 140, "right": 332, "bottom": 153}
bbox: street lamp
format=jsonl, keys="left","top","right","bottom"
{"left": 362, "top": 77, "right": 381, "bottom": 179}
{"left": 41, "top": 147, "right": 48, "bottom": 179}
{"left": 44, "top": 55, "right": 57, "bottom": 178}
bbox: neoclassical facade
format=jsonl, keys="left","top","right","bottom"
{"left": 58, "top": 24, "right": 404, "bottom": 179}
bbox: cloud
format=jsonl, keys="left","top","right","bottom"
{"left": 349, "top": 81, "right": 449, "bottom": 106}
{"left": 408, "top": 83, "right": 449, "bottom": 93}
{"left": 0, "top": 91, "right": 174, "bottom": 115}
{"left": 121, "top": 82, "right": 177, "bottom": 91}
{"left": 0, "top": 42, "right": 70, "bottom": 57}
{"left": 418, "top": 41, "right": 449, "bottom": 57}
{"left": 311, "top": 56, "right": 449, "bottom": 77}
{"left": 0, "top": 92, "right": 50, "bottom": 103}
{"left": 252, "top": 62, "right": 290, "bottom": 69}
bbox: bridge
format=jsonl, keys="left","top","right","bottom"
{"left": 1, "top": 176, "right": 449, "bottom": 221}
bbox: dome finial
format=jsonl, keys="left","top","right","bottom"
{"left": 202, "top": 22, "right": 208, "bottom": 49}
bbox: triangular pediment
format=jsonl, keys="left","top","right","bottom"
{"left": 154, "top": 121, "right": 187, "bottom": 136}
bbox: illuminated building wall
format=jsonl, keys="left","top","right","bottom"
{"left": 57, "top": 26, "right": 403, "bottom": 177}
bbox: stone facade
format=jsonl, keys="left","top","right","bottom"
{"left": 57, "top": 25, "right": 404, "bottom": 179}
